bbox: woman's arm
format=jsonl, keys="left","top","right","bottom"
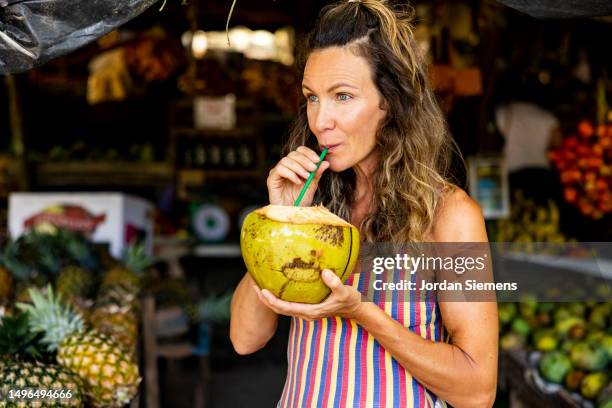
{"left": 353, "top": 189, "right": 498, "bottom": 408}
{"left": 230, "top": 273, "right": 279, "bottom": 355}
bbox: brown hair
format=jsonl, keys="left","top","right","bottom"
{"left": 285, "top": 0, "right": 463, "bottom": 243}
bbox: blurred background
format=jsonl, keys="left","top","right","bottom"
{"left": 0, "top": 0, "right": 611, "bottom": 407}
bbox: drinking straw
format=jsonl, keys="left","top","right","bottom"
{"left": 294, "top": 147, "right": 328, "bottom": 207}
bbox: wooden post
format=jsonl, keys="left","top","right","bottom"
{"left": 142, "top": 296, "right": 160, "bottom": 408}
{"left": 5, "top": 74, "right": 28, "bottom": 190}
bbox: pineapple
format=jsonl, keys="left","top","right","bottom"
{"left": 89, "top": 306, "right": 138, "bottom": 352}
{"left": 55, "top": 266, "right": 95, "bottom": 301}
{"left": 100, "top": 243, "right": 152, "bottom": 294}
{"left": 16, "top": 287, "right": 141, "bottom": 408}
{"left": 0, "top": 313, "right": 83, "bottom": 407}
{"left": 0, "top": 361, "right": 84, "bottom": 407}
{"left": 0, "top": 266, "right": 13, "bottom": 306}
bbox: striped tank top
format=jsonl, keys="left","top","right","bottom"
{"left": 278, "top": 267, "right": 449, "bottom": 408}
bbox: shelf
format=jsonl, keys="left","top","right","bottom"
{"left": 500, "top": 251, "right": 612, "bottom": 280}
{"left": 192, "top": 244, "right": 241, "bottom": 258}
{"left": 35, "top": 161, "right": 173, "bottom": 187}
{"left": 172, "top": 127, "right": 259, "bottom": 139}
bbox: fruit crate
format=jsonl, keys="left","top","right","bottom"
{"left": 500, "top": 349, "right": 586, "bottom": 408}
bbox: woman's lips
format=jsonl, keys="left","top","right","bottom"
{"left": 322, "top": 143, "right": 342, "bottom": 153}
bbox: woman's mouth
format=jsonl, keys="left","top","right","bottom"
{"left": 322, "top": 143, "right": 342, "bottom": 153}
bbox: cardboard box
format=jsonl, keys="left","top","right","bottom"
{"left": 9, "top": 192, "right": 153, "bottom": 258}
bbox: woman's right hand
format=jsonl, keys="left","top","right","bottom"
{"left": 267, "top": 146, "right": 330, "bottom": 206}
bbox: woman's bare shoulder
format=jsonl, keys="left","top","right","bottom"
{"left": 428, "top": 185, "right": 487, "bottom": 242}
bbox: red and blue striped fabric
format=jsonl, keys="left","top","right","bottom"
{"left": 278, "top": 268, "right": 449, "bottom": 408}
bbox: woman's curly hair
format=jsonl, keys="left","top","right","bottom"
{"left": 285, "top": 0, "right": 464, "bottom": 243}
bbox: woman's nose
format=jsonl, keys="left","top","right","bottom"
{"left": 314, "top": 103, "right": 335, "bottom": 133}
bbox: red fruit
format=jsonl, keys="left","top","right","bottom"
{"left": 592, "top": 144, "right": 604, "bottom": 156}
{"left": 564, "top": 187, "right": 578, "bottom": 203}
{"left": 564, "top": 136, "right": 579, "bottom": 148}
{"left": 578, "top": 120, "right": 594, "bottom": 138}
{"left": 587, "top": 157, "right": 604, "bottom": 168}
{"left": 596, "top": 124, "right": 606, "bottom": 137}
{"left": 596, "top": 178, "right": 608, "bottom": 191}
{"left": 577, "top": 145, "right": 591, "bottom": 157}
{"left": 585, "top": 172, "right": 597, "bottom": 182}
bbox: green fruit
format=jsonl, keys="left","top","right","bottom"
{"left": 500, "top": 332, "right": 525, "bottom": 350}
{"left": 601, "top": 335, "right": 612, "bottom": 359}
{"left": 498, "top": 303, "right": 517, "bottom": 325}
{"left": 533, "top": 329, "right": 558, "bottom": 352}
{"left": 587, "top": 331, "right": 606, "bottom": 343}
{"left": 511, "top": 317, "right": 531, "bottom": 337}
{"left": 539, "top": 351, "right": 572, "bottom": 384}
{"left": 570, "top": 342, "right": 609, "bottom": 371}
{"left": 554, "top": 307, "right": 572, "bottom": 324}
{"left": 581, "top": 372, "right": 608, "bottom": 400}
{"left": 568, "top": 322, "right": 587, "bottom": 340}
{"left": 589, "top": 304, "right": 609, "bottom": 329}
{"left": 565, "top": 370, "right": 586, "bottom": 391}
{"left": 568, "top": 302, "right": 586, "bottom": 317}
{"left": 598, "top": 383, "right": 612, "bottom": 408}
{"left": 240, "top": 205, "right": 360, "bottom": 304}
{"left": 561, "top": 339, "right": 577, "bottom": 353}
{"left": 537, "top": 302, "right": 556, "bottom": 313}
{"left": 555, "top": 317, "right": 585, "bottom": 337}
{"left": 519, "top": 298, "right": 538, "bottom": 318}
{"left": 536, "top": 311, "right": 552, "bottom": 327}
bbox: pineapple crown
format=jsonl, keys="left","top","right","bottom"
{"left": 0, "top": 313, "right": 46, "bottom": 362}
{"left": 123, "top": 242, "right": 154, "bottom": 274}
{"left": 2, "top": 239, "right": 31, "bottom": 281}
{"left": 16, "top": 285, "right": 85, "bottom": 352}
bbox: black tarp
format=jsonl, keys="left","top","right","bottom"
{"left": 0, "top": 0, "right": 157, "bottom": 74}
{"left": 495, "top": 0, "right": 612, "bottom": 18}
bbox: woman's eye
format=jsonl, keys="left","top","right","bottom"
{"left": 337, "top": 93, "right": 352, "bottom": 101}
{"left": 306, "top": 95, "right": 319, "bottom": 103}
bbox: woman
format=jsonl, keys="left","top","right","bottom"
{"left": 230, "top": 1, "right": 498, "bottom": 407}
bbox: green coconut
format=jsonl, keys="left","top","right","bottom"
{"left": 240, "top": 205, "right": 360, "bottom": 304}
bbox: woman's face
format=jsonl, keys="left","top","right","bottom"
{"left": 302, "top": 47, "right": 387, "bottom": 173}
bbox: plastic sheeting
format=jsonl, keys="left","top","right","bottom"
{"left": 495, "top": 0, "right": 612, "bottom": 18}
{"left": 0, "top": 0, "right": 158, "bottom": 74}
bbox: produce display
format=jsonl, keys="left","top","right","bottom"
{"left": 240, "top": 205, "right": 360, "bottom": 304}
{"left": 548, "top": 119, "right": 612, "bottom": 219}
{"left": 499, "top": 299, "right": 611, "bottom": 405}
{"left": 494, "top": 190, "right": 570, "bottom": 244}
{"left": 0, "top": 229, "right": 151, "bottom": 407}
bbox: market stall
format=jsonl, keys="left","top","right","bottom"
{"left": 0, "top": 0, "right": 611, "bottom": 407}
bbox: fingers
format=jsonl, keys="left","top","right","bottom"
{"left": 270, "top": 163, "right": 303, "bottom": 185}
{"left": 312, "top": 161, "right": 330, "bottom": 183}
{"left": 321, "top": 269, "right": 343, "bottom": 291}
{"left": 296, "top": 146, "right": 323, "bottom": 163}
{"left": 268, "top": 146, "right": 328, "bottom": 188}
{"left": 288, "top": 150, "right": 318, "bottom": 173}
{"left": 259, "top": 288, "right": 322, "bottom": 320}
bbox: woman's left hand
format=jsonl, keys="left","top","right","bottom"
{"left": 254, "top": 269, "right": 362, "bottom": 320}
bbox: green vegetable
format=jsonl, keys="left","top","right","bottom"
{"left": 539, "top": 351, "right": 572, "bottom": 384}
